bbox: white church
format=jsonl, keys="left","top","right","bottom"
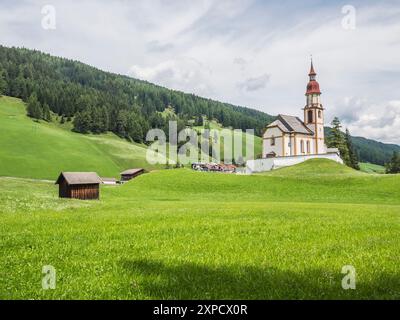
{"left": 246, "top": 60, "right": 343, "bottom": 173}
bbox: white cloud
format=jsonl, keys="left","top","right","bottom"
{"left": 129, "top": 57, "right": 214, "bottom": 96}
{"left": 238, "top": 73, "right": 270, "bottom": 92}
{"left": 0, "top": 0, "right": 400, "bottom": 143}
{"left": 331, "top": 98, "right": 400, "bottom": 144}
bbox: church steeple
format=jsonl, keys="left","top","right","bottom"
{"left": 303, "top": 58, "right": 325, "bottom": 155}
{"left": 309, "top": 59, "right": 316, "bottom": 80}
{"left": 306, "top": 58, "right": 321, "bottom": 95}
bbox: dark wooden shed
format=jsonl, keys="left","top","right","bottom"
{"left": 120, "top": 168, "right": 144, "bottom": 182}
{"left": 55, "top": 172, "right": 101, "bottom": 200}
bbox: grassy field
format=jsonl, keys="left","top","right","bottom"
{"left": 1, "top": 159, "right": 399, "bottom": 300}
{"left": 0, "top": 96, "right": 163, "bottom": 180}
{"left": 360, "top": 162, "right": 386, "bottom": 174}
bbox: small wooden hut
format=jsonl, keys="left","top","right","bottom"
{"left": 55, "top": 172, "right": 101, "bottom": 200}
{"left": 120, "top": 168, "right": 144, "bottom": 182}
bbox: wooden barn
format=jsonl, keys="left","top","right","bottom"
{"left": 55, "top": 172, "right": 101, "bottom": 200}
{"left": 120, "top": 168, "right": 144, "bottom": 182}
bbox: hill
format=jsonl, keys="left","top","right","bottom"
{"left": 351, "top": 135, "right": 400, "bottom": 165}
{"left": 0, "top": 45, "right": 274, "bottom": 141}
{"left": 0, "top": 96, "right": 164, "bottom": 179}
{"left": 1, "top": 159, "right": 399, "bottom": 299}
{"left": 265, "top": 158, "right": 362, "bottom": 177}
{"left": 1, "top": 45, "right": 399, "bottom": 166}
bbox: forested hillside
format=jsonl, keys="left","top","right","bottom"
{"left": 325, "top": 127, "right": 400, "bottom": 165}
{"left": 0, "top": 45, "right": 274, "bottom": 143}
{"left": 351, "top": 136, "right": 400, "bottom": 166}
{"left": 0, "top": 45, "right": 399, "bottom": 166}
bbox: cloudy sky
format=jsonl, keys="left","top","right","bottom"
{"left": 1, "top": 0, "right": 400, "bottom": 144}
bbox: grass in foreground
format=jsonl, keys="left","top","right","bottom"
{"left": 0, "top": 159, "right": 399, "bottom": 299}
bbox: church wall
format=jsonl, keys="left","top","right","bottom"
{"left": 283, "top": 135, "right": 293, "bottom": 157}
{"left": 317, "top": 137, "right": 326, "bottom": 154}
{"left": 263, "top": 127, "right": 284, "bottom": 157}
{"left": 294, "top": 134, "right": 315, "bottom": 156}
{"left": 246, "top": 153, "right": 344, "bottom": 173}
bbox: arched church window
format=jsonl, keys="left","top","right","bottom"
{"left": 307, "top": 141, "right": 310, "bottom": 154}
{"left": 271, "top": 136, "right": 276, "bottom": 146}
{"left": 318, "top": 110, "right": 322, "bottom": 118}
{"left": 308, "top": 110, "right": 313, "bottom": 123}
{"left": 301, "top": 140, "right": 305, "bottom": 153}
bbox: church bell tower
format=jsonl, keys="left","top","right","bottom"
{"left": 304, "top": 59, "right": 325, "bottom": 154}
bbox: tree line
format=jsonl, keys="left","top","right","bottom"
{"left": 0, "top": 45, "right": 274, "bottom": 144}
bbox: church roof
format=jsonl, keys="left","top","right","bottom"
{"left": 276, "top": 115, "right": 314, "bottom": 135}
{"left": 266, "top": 119, "right": 290, "bottom": 133}
{"left": 306, "top": 80, "right": 321, "bottom": 95}
{"left": 309, "top": 60, "right": 316, "bottom": 76}
{"left": 306, "top": 59, "right": 321, "bottom": 94}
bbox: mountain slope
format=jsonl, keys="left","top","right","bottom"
{"left": 351, "top": 135, "right": 400, "bottom": 165}
{"left": 0, "top": 45, "right": 274, "bottom": 139}
{"left": 0, "top": 96, "right": 163, "bottom": 180}
{"left": 1, "top": 45, "right": 398, "bottom": 166}
{"left": 325, "top": 127, "right": 400, "bottom": 165}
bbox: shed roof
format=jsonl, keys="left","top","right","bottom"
{"left": 120, "top": 168, "right": 144, "bottom": 175}
{"left": 55, "top": 172, "right": 101, "bottom": 185}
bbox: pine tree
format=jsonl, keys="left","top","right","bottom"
{"left": 345, "top": 128, "right": 360, "bottom": 170}
{"left": 26, "top": 93, "right": 43, "bottom": 120}
{"left": 99, "top": 106, "right": 109, "bottom": 133}
{"left": 328, "top": 117, "right": 350, "bottom": 166}
{"left": 127, "top": 117, "right": 143, "bottom": 143}
{"left": 43, "top": 103, "right": 51, "bottom": 122}
{"left": 115, "top": 110, "right": 128, "bottom": 138}
{"left": 386, "top": 151, "right": 400, "bottom": 174}
{"left": 73, "top": 111, "right": 91, "bottom": 133}
{"left": 90, "top": 107, "right": 102, "bottom": 134}
{"left": 0, "top": 68, "right": 7, "bottom": 97}
{"left": 195, "top": 115, "right": 203, "bottom": 127}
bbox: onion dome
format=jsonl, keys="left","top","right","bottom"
{"left": 306, "top": 60, "right": 321, "bottom": 94}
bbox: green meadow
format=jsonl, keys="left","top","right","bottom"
{"left": 0, "top": 95, "right": 399, "bottom": 300}
{"left": 360, "top": 162, "right": 386, "bottom": 174}
{"left": 0, "top": 96, "right": 161, "bottom": 180}
{"left": 1, "top": 160, "right": 399, "bottom": 300}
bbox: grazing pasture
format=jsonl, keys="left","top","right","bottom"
{"left": 0, "top": 96, "right": 161, "bottom": 180}
{"left": 360, "top": 162, "right": 386, "bottom": 174}
{"left": 1, "top": 160, "right": 399, "bottom": 300}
